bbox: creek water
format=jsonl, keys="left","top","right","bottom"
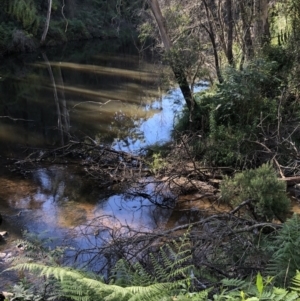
{"left": 0, "top": 40, "right": 207, "bottom": 284}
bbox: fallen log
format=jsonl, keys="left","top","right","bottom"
{"left": 279, "top": 176, "right": 300, "bottom": 185}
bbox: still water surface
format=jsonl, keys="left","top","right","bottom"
{"left": 0, "top": 40, "right": 206, "bottom": 276}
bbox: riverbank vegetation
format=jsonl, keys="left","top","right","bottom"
{"left": 0, "top": 0, "right": 143, "bottom": 55}
{"left": 2, "top": 0, "right": 300, "bottom": 300}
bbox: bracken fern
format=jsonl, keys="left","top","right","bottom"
{"left": 7, "top": 232, "right": 200, "bottom": 301}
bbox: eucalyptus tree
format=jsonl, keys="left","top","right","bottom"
{"left": 141, "top": 0, "right": 278, "bottom": 85}
{"left": 41, "top": 0, "right": 52, "bottom": 45}
{"left": 146, "top": 0, "right": 197, "bottom": 116}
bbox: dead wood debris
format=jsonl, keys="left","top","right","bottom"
{"left": 11, "top": 140, "right": 150, "bottom": 188}
{"left": 67, "top": 202, "right": 281, "bottom": 282}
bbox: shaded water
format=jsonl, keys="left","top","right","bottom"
{"left": 0, "top": 40, "right": 207, "bottom": 283}
{"left": 0, "top": 40, "right": 162, "bottom": 154}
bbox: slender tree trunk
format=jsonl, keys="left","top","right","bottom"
{"left": 41, "top": 0, "right": 52, "bottom": 45}
{"left": 226, "top": 0, "right": 234, "bottom": 66}
{"left": 42, "top": 52, "right": 64, "bottom": 146}
{"left": 147, "top": 0, "right": 196, "bottom": 114}
{"left": 240, "top": 2, "right": 254, "bottom": 62}
{"left": 57, "top": 64, "right": 70, "bottom": 138}
{"left": 254, "top": 0, "right": 270, "bottom": 45}
{"left": 202, "top": 0, "right": 223, "bottom": 83}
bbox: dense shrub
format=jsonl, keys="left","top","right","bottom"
{"left": 174, "top": 52, "right": 300, "bottom": 168}
{"left": 220, "top": 163, "right": 290, "bottom": 222}
{"left": 267, "top": 214, "right": 300, "bottom": 286}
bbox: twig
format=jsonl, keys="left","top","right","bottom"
{"left": 0, "top": 116, "right": 34, "bottom": 122}
{"left": 61, "top": 0, "right": 68, "bottom": 32}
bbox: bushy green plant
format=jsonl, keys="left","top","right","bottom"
{"left": 213, "top": 272, "right": 300, "bottom": 301}
{"left": 177, "top": 59, "right": 279, "bottom": 133}
{"left": 67, "top": 19, "right": 91, "bottom": 40}
{"left": 267, "top": 214, "right": 300, "bottom": 286}
{"left": 6, "top": 0, "right": 40, "bottom": 34}
{"left": 0, "top": 22, "right": 14, "bottom": 52}
{"left": 221, "top": 163, "right": 290, "bottom": 221}
{"left": 47, "top": 20, "right": 68, "bottom": 43}
{"left": 174, "top": 58, "right": 286, "bottom": 168}
{"left": 10, "top": 281, "right": 42, "bottom": 301}
{"left": 208, "top": 59, "right": 279, "bottom": 129}
{"left": 148, "top": 152, "right": 166, "bottom": 175}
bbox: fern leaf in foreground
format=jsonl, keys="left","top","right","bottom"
{"left": 6, "top": 263, "right": 176, "bottom": 301}
{"left": 290, "top": 270, "right": 300, "bottom": 292}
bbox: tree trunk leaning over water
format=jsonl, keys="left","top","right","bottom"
{"left": 147, "top": 0, "right": 197, "bottom": 117}
{"left": 41, "top": 0, "right": 52, "bottom": 45}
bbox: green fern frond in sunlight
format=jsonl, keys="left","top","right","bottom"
{"left": 220, "top": 277, "right": 248, "bottom": 290}
{"left": 290, "top": 270, "right": 300, "bottom": 292}
{"left": 112, "top": 259, "right": 153, "bottom": 287}
{"left": 6, "top": 230, "right": 200, "bottom": 301}
{"left": 7, "top": 263, "right": 179, "bottom": 301}
{"left": 7, "top": 263, "right": 126, "bottom": 300}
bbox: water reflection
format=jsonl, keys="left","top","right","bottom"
{"left": 0, "top": 40, "right": 208, "bottom": 274}
{"left": 0, "top": 40, "right": 160, "bottom": 156}
{"left": 0, "top": 165, "right": 173, "bottom": 274}
{"left": 113, "top": 88, "right": 185, "bottom": 152}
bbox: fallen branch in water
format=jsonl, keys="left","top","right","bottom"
{"left": 0, "top": 116, "right": 34, "bottom": 122}
{"left": 67, "top": 205, "right": 281, "bottom": 282}
{"left": 12, "top": 139, "right": 150, "bottom": 188}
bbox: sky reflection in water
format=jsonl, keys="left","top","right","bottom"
{"left": 0, "top": 42, "right": 208, "bottom": 270}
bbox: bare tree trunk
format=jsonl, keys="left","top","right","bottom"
{"left": 147, "top": 0, "right": 196, "bottom": 114}
{"left": 240, "top": 1, "right": 254, "bottom": 63}
{"left": 254, "top": 0, "right": 271, "bottom": 44}
{"left": 226, "top": 0, "right": 234, "bottom": 65}
{"left": 57, "top": 64, "right": 70, "bottom": 138}
{"left": 202, "top": 0, "right": 223, "bottom": 83}
{"left": 41, "top": 0, "right": 52, "bottom": 45}
{"left": 42, "top": 52, "right": 64, "bottom": 146}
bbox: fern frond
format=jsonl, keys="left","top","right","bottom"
{"left": 273, "top": 287, "right": 299, "bottom": 301}
{"left": 8, "top": 263, "right": 177, "bottom": 301}
{"left": 112, "top": 259, "right": 155, "bottom": 287}
{"left": 272, "top": 287, "right": 288, "bottom": 301}
{"left": 112, "top": 259, "right": 135, "bottom": 286}
{"left": 126, "top": 282, "right": 172, "bottom": 301}
{"left": 283, "top": 291, "right": 299, "bottom": 301}
{"left": 131, "top": 262, "right": 153, "bottom": 286}
{"left": 7, "top": 264, "right": 118, "bottom": 294}
{"left": 159, "top": 246, "right": 174, "bottom": 273}
{"left": 7, "top": 230, "right": 197, "bottom": 301}
{"left": 150, "top": 253, "right": 169, "bottom": 281}
{"left": 267, "top": 215, "right": 300, "bottom": 285}
{"left": 221, "top": 277, "right": 248, "bottom": 289}
{"left": 290, "top": 270, "right": 300, "bottom": 292}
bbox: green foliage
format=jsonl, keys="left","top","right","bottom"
{"left": 221, "top": 163, "right": 290, "bottom": 221}
{"left": 47, "top": 20, "right": 68, "bottom": 43}
{"left": 148, "top": 152, "right": 166, "bottom": 175}
{"left": 291, "top": 270, "right": 300, "bottom": 292}
{"left": 267, "top": 214, "right": 300, "bottom": 286}
{"left": 0, "top": 22, "right": 14, "bottom": 52}
{"left": 138, "top": 21, "right": 154, "bottom": 44}
{"left": 7, "top": 232, "right": 200, "bottom": 301}
{"left": 208, "top": 60, "right": 279, "bottom": 129}
{"left": 10, "top": 279, "right": 44, "bottom": 301}
{"left": 175, "top": 58, "right": 286, "bottom": 168}
{"left": 175, "top": 90, "right": 212, "bottom": 134}
{"left": 0, "top": 0, "right": 142, "bottom": 52}
{"left": 66, "top": 19, "right": 91, "bottom": 40}
{"left": 213, "top": 272, "right": 300, "bottom": 301}
{"left": 6, "top": 0, "right": 40, "bottom": 34}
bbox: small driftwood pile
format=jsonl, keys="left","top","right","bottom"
{"left": 13, "top": 140, "right": 149, "bottom": 188}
